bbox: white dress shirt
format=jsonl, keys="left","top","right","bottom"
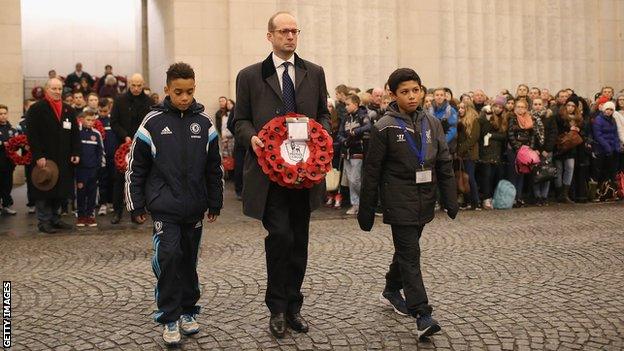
{"left": 272, "top": 52, "right": 296, "bottom": 92}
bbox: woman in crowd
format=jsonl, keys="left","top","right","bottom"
{"left": 531, "top": 98, "right": 558, "bottom": 205}
{"left": 516, "top": 84, "right": 529, "bottom": 100}
{"left": 592, "top": 101, "right": 621, "bottom": 194}
{"left": 507, "top": 98, "right": 544, "bottom": 207}
{"left": 456, "top": 101, "right": 481, "bottom": 210}
{"left": 554, "top": 95, "right": 584, "bottom": 203}
{"left": 478, "top": 97, "right": 508, "bottom": 209}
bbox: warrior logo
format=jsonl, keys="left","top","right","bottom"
{"left": 397, "top": 134, "right": 406, "bottom": 142}
{"left": 425, "top": 130, "right": 432, "bottom": 144}
{"left": 154, "top": 221, "right": 163, "bottom": 234}
{"left": 190, "top": 123, "right": 201, "bottom": 134}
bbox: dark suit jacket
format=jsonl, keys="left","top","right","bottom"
{"left": 234, "top": 53, "right": 331, "bottom": 220}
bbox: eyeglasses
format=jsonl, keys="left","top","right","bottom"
{"left": 271, "top": 28, "right": 301, "bottom": 36}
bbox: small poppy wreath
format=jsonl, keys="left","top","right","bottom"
{"left": 5, "top": 134, "right": 31, "bottom": 165}
{"left": 114, "top": 140, "right": 132, "bottom": 173}
{"left": 255, "top": 113, "right": 333, "bottom": 189}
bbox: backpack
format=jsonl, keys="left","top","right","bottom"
{"left": 492, "top": 180, "right": 516, "bottom": 209}
{"left": 515, "top": 145, "right": 540, "bottom": 174}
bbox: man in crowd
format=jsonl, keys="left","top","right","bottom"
{"left": 234, "top": 11, "right": 331, "bottom": 339}
{"left": 72, "top": 91, "right": 87, "bottom": 112}
{"left": 65, "top": 62, "right": 94, "bottom": 91}
{"left": 429, "top": 87, "right": 458, "bottom": 154}
{"left": 110, "top": 73, "right": 152, "bottom": 224}
{"left": 26, "top": 78, "right": 80, "bottom": 233}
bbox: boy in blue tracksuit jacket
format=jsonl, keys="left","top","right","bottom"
{"left": 125, "top": 62, "right": 223, "bottom": 346}
{"left": 76, "top": 110, "right": 105, "bottom": 226}
{"left": 97, "top": 99, "right": 118, "bottom": 214}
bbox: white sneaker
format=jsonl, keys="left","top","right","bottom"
{"left": 483, "top": 198, "right": 493, "bottom": 210}
{"left": 179, "top": 314, "right": 200, "bottom": 335}
{"left": 163, "top": 321, "right": 181, "bottom": 346}
{"left": 346, "top": 205, "right": 359, "bottom": 215}
{"left": 28, "top": 206, "right": 36, "bottom": 214}
{"left": 98, "top": 205, "right": 107, "bottom": 216}
{"left": 2, "top": 207, "right": 17, "bottom": 215}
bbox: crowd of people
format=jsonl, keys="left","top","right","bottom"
{"left": 1, "top": 62, "right": 623, "bottom": 229}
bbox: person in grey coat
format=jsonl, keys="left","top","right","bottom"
{"left": 233, "top": 11, "right": 331, "bottom": 339}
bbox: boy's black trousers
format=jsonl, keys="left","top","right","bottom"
{"left": 385, "top": 224, "right": 433, "bottom": 318}
{"left": 0, "top": 167, "right": 14, "bottom": 208}
{"left": 152, "top": 219, "right": 203, "bottom": 324}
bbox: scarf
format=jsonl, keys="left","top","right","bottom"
{"left": 45, "top": 94, "right": 62, "bottom": 121}
{"left": 517, "top": 112, "right": 533, "bottom": 129}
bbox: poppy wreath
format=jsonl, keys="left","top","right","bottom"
{"left": 5, "top": 134, "right": 32, "bottom": 165}
{"left": 255, "top": 113, "right": 333, "bottom": 189}
{"left": 114, "top": 140, "right": 132, "bottom": 173}
{"left": 77, "top": 117, "right": 106, "bottom": 140}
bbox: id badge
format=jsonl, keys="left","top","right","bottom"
{"left": 416, "top": 169, "right": 432, "bottom": 184}
{"left": 286, "top": 117, "right": 309, "bottom": 141}
{"left": 63, "top": 120, "right": 72, "bottom": 130}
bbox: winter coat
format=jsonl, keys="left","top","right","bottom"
{"left": 0, "top": 122, "right": 17, "bottom": 171}
{"left": 533, "top": 110, "right": 558, "bottom": 153}
{"left": 98, "top": 115, "right": 119, "bottom": 161}
{"left": 592, "top": 113, "right": 621, "bottom": 155}
{"left": 428, "top": 101, "right": 458, "bottom": 152}
{"left": 477, "top": 114, "right": 506, "bottom": 164}
{"left": 457, "top": 119, "right": 480, "bottom": 161}
{"left": 337, "top": 105, "right": 370, "bottom": 158}
{"left": 611, "top": 111, "right": 624, "bottom": 147}
{"left": 78, "top": 127, "right": 104, "bottom": 169}
{"left": 126, "top": 97, "right": 224, "bottom": 223}
{"left": 25, "top": 100, "right": 81, "bottom": 200}
{"left": 358, "top": 102, "right": 458, "bottom": 229}
{"left": 508, "top": 115, "right": 544, "bottom": 152}
{"left": 110, "top": 91, "right": 153, "bottom": 142}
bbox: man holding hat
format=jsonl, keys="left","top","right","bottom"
{"left": 26, "top": 77, "right": 81, "bottom": 233}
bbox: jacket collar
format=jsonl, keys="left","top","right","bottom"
{"left": 261, "top": 52, "right": 306, "bottom": 80}
{"left": 261, "top": 52, "right": 308, "bottom": 101}
{"left": 152, "top": 96, "right": 205, "bottom": 116}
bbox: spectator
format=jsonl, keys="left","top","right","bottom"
{"left": 98, "top": 75, "right": 119, "bottom": 99}
{"left": 554, "top": 95, "right": 583, "bottom": 203}
{"left": 528, "top": 87, "right": 541, "bottom": 102}
{"left": 78, "top": 77, "right": 94, "bottom": 97}
{"left": 369, "top": 87, "right": 385, "bottom": 122}
{"left": 551, "top": 89, "right": 569, "bottom": 117}
{"left": 516, "top": 84, "right": 529, "bottom": 99}
{"left": 150, "top": 93, "right": 160, "bottom": 105}
{"left": 75, "top": 110, "right": 104, "bottom": 227}
{"left": 97, "top": 99, "right": 118, "bottom": 215}
{"left": 600, "top": 86, "right": 615, "bottom": 101}
{"left": 214, "top": 96, "right": 228, "bottom": 138}
{"left": 337, "top": 94, "right": 370, "bottom": 215}
{"left": 218, "top": 97, "right": 235, "bottom": 179}
{"left": 478, "top": 96, "right": 508, "bottom": 209}
{"left": 472, "top": 89, "right": 487, "bottom": 112}
{"left": 16, "top": 99, "right": 37, "bottom": 213}
{"left": 0, "top": 104, "right": 17, "bottom": 215}
{"left": 62, "top": 92, "right": 73, "bottom": 106}
{"left": 225, "top": 99, "right": 244, "bottom": 200}
{"left": 614, "top": 93, "right": 624, "bottom": 172}
{"left": 507, "top": 98, "right": 544, "bottom": 207}
{"left": 86, "top": 93, "right": 99, "bottom": 111}
{"left": 65, "top": 62, "right": 94, "bottom": 91}
{"left": 26, "top": 78, "right": 80, "bottom": 233}
{"left": 531, "top": 98, "right": 558, "bottom": 205}
{"left": 428, "top": 88, "right": 458, "bottom": 154}
{"left": 457, "top": 101, "right": 481, "bottom": 210}
{"left": 109, "top": 73, "right": 152, "bottom": 224}
{"left": 540, "top": 88, "right": 551, "bottom": 103}
{"left": 72, "top": 91, "right": 87, "bottom": 111}
{"left": 592, "top": 101, "right": 620, "bottom": 190}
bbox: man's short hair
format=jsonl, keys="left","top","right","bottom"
{"left": 166, "top": 62, "right": 195, "bottom": 85}
{"left": 268, "top": 11, "right": 294, "bottom": 32}
{"left": 72, "top": 91, "right": 84, "bottom": 98}
{"left": 0, "top": 104, "right": 8, "bottom": 111}
{"left": 387, "top": 68, "right": 422, "bottom": 94}
{"left": 335, "top": 84, "right": 349, "bottom": 96}
{"left": 105, "top": 64, "right": 112, "bottom": 70}
{"left": 433, "top": 87, "right": 446, "bottom": 94}
{"left": 345, "top": 94, "right": 360, "bottom": 106}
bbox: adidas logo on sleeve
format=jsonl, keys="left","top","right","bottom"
{"left": 161, "top": 126, "right": 173, "bottom": 135}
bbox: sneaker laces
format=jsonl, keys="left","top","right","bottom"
{"left": 181, "top": 314, "right": 195, "bottom": 323}
{"left": 166, "top": 322, "right": 178, "bottom": 331}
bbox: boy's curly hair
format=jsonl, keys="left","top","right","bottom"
{"left": 166, "top": 62, "right": 195, "bottom": 85}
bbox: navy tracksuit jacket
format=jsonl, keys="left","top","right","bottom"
{"left": 77, "top": 126, "right": 104, "bottom": 217}
{"left": 125, "top": 97, "right": 224, "bottom": 324}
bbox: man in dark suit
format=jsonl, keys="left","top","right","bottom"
{"left": 233, "top": 11, "right": 331, "bottom": 339}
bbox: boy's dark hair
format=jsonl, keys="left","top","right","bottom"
{"left": 62, "top": 92, "right": 73, "bottom": 100}
{"left": 0, "top": 104, "right": 8, "bottom": 111}
{"left": 105, "top": 64, "right": 112, "bottom": 70}
{"left": 98, "top": 99, "right": 109, "bottom": 108}
{"left": 166, "top": 62, "right": 195, "bottom": 85}
{"left": 345, "top": 94, "right": 360, "bottom": 106}
{"left": 443, "top": 87, "right": 453, "bottom": 98}
{"left": 387, "top": 68, "right": 422, "bottom": 94}
{"left": 72, "top": 90, "right": 84, "bottom": 98}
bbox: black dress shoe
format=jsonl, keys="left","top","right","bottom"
{"left": 111, "top": 212, "right": 121, "bottom": 224}
{"left": 51, "top": 220, "right": 73, "bottom": 230}
{"left": 269, "top": 313, "right": 286, "bottom": 338}
{"left": 285, "top": 312, "right": 309, "bottom": 333}
{"left": 38, "top": 223, "right": 58, "bottom": 234}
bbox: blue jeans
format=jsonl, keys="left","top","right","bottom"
{"left": 555, "top": 158, "right": 575, "bottom": 187}
{"left": 464, "top": 160, "right": 480, "bottom": 206}
{"left": 344, "top": 158, "right": 362, "bottom": 206}
{"left": 533, "top": 181, "right": 551, "bottom": 199}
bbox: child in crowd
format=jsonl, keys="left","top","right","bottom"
{"left": 17, "top": 99, "right": 37, "bottom": 213}
{"left": 337, "top": 94, "right": 370, "bottom": 215}
{"left": 97, "top": 99, "right": 118, "bottom": 215}
{"left": 86, "top": 93, "right": 99, "bottom": 111}
{"left": 0, "top": 104, "right": 18, "bottom": 215}
{"left": 76, "top": 110, "right": 104, "bottom": 227}
{"left": 126, "top": 62, "right": 223, "bottom": 346}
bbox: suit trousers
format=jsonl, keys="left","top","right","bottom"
{"left": 262, "top": 183, "right": 311, "bottom": 314}
{"left": 385, "top": 224, "right": 433, "bottom": 317}
{"left": 0, "top": 168, "right": 14, "bottom": 208}
{"left": 152, "top": 220, "right": 203, "bottom": 324}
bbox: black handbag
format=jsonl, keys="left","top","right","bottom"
{"left": 532, "top": 156, "right": 557, "bottom": 184}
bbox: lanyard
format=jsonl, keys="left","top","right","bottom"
{"left": 396, "top": 117, "right": 428, "bottom": 166}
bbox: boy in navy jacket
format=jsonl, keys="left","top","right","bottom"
{"left": 97, "top": 99, "right": 118, "bottom": 215}
{"left": 126, "top": 62, "right": 223, "bottom": 346}
{"left": 76, "top": 110, "right": 104, "bottom": 227}
{"left": 0, "top": 104, "right": 18, "bottom": 215}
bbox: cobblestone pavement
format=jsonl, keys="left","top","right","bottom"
{"left": 1, "top": 185, "right": 623, "bottom": 350}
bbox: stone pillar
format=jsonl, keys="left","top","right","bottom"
{"left": 0, "top": 0, "right": 23, "bottom": 125}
